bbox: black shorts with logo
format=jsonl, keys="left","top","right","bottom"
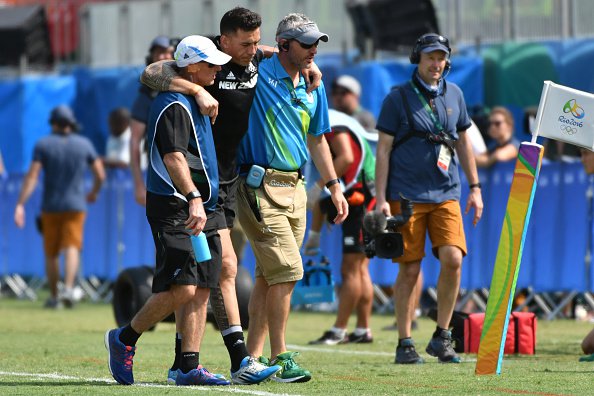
{"left": 147, "top": 193, "right": 222, "bottom": 292}
{"left": 211, "top": 177, "right": 240, "bottom": 231}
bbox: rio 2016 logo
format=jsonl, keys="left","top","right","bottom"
{"left": 563, "top": 99, "right": 585, "bottom": 119}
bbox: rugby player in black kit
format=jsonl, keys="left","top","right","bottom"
{"left": 140, "top": 7, "right": 322, "bottom": 384}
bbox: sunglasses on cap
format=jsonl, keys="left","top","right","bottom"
{"left": 294, "top": 39, "right": 320, "bottom": 50}
{"left": 417, "top": 34, "right": 450, "bottom": 49}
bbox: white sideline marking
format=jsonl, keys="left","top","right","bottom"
{"left": 287, "top": 344, "right": 393, "bottom": 356}
{"left": 286, "top": 345, "right": 478, "bottom": 362}
{"left": 0, "top": 371, "right": 300, "bottom": 396}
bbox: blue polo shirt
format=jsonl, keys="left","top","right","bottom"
{"left": 238, "top": 54, "right": 330, "bottom": 171}
{"left": 376, "top": 74, "right": 471, "bottom": 203}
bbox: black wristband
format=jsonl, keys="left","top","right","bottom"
{"left": 325, "top": 178, "right": 340, "bottom": 189}
{"left": 185, "top": 190, "right": 201, "bottom": 202}
{"left": 469, "top": 183, "right": 482, "bottom": 190}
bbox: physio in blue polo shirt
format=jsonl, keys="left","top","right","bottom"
{"left": 375, "top": 33, "right": 484, "bottom": 365}
{"left": 236, "top": 13, "right": 348, "bottom": 383}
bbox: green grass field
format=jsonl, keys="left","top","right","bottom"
{"left": 1, "top": 294, "right": 593, "bottom": 395}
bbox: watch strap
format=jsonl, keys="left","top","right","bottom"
{"left": 185, "top": 190, "right": 201, "bottom": 201}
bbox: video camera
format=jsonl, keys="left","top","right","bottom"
{"left": 363, "top": 195, "right": 413, "bottom": 259}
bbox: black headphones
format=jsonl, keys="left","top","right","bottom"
{"left": 409, "top": 33, "right": 451, "bottom": 71}
{"left": 280, "top": 40, "right": 290, "bottom": 52}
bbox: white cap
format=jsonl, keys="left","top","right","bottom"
{"left": 333, "top": 75, "right": 361, "bottom": 97}
{"left": 174, "top": 35, "right": 231, "bottom": 68}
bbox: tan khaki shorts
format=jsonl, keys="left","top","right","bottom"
{"left": 389, "top": 200, "right": 466, "bottom": 263}
{"left": 237, "top": 178, "right": 306, "bottom": 285}
{"left": 41, "top": 211, "right": 86, "bottom": 256}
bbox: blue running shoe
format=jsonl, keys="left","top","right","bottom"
{"left": 167, "top": 368, "right": 179, "bottom": 384}
{"left": 231, "top": 356, "right": 281, "bottom": 385}
{"left": 104, "top": 328, "right": 136, "bottom": 385}
{"left": 168, "top": 367, "right": 226, "bottom": 384}
{"left": 175, "top": 365, "right": 231, "bottom": 386}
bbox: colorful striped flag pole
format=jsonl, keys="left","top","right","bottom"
{"left": 475, "top": 142, "right": 543, "bottom": 375}
{"left": 477, "top": 80, "right": 594, "bottom": 374}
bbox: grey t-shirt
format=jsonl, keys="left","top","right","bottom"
{"left": 33, "top": 132, "right": 98, "bottom": 212}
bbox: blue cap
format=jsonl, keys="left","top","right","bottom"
{"left": 421, "top": 42, "right": 449, "bottom": 54}
{"left": 49, "top": 105, "right": 79, "bottom": 130}
{"left": 150, "top": 35, "right": 171, "bottom": 51}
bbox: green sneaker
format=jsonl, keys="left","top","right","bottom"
{"left": 270, "top": 351, "right": 311, "bottom": 383}
{"left": 257, "top": 355, "right": 270, "bottom": 366}
{"left": 579, "top": 353, "right": 594, "bottom": 362}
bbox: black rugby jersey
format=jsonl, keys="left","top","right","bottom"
{"left": 206, "top": 37, "right": 263, "bottom": 182}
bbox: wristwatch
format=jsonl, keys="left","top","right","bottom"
{"left": 325, "top": 178, "right": 340, "bottom": 189}
{"left": 185, "top": 190, "right": 201, "bottom": 202}
{"left": 469, "top": 183, "right": 482, "bottom": 190}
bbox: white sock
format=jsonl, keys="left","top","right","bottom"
{"left": 330, "top": 327, "right": 347, "bottom": 337}
{"left": 353, "top": 327, "right": 369, "bottom": 336}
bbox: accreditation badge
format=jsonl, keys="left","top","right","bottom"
{"left": 437, "top": 144, "right": 452, "bottom": 171}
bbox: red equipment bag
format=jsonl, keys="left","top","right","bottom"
{"left": 464, "top": 312, "right": 536, "bottom": 354}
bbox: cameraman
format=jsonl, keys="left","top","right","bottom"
{"left": 375, "top": 33, "right": 483, "bottom": 364}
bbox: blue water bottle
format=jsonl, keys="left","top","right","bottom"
{"left": 190, "top": 232, "right": 211, "bottom": 263}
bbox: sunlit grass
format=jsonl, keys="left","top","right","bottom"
{"left": 1, "top": 293, "right": 593, "bottom": 395}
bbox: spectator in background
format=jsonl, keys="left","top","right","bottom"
{"left": 466, "top": 119, "right": 487, "bottom": 157}
{"left": 475, "top": 106, "right": 519, "bottom": 168}
{"left": 306, "top": 109, "right": 375, "bottom": 345}
{"left": 103, "top": 107, "right": 131, "bottom": 168}
{"left": 331, "top": 75, "right": 376, "bottom": 132}
{"left": 130, "top": 35, "right": 174, "bottom": 205}
{"left": 13, "top": 105, "right": 105, "bottom": 309}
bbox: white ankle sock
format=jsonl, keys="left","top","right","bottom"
{"left": 353, "top": 327, "right": 369, "bottom": 336}
{"left": 330, "top": 327, "right": 347, "bottom": 337}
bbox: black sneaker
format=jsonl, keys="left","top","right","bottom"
{"left": 308, "top": 330, "right": 347, "bottom": 345}
{"left": 395, "top": 338, "right": 424, "bottom": 364}
{"left": 426, "top": 329, "right": 461, "bottom": 363}
{"left": 346, "top": 331, "right": 373, "bottom": 344}
{"left": 44, "top": 297, "right": 63, "bottom": 309}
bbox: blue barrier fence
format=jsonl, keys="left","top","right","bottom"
{"left": 0, "top": 58, "right": 483, "bottom": 173}
{"left": 1, "top": 160, "right": 592, "bottom": 292}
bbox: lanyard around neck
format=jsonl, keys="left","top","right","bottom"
{"left": 409, "top": 81, "right": 443, "bottom": 135}
{"left": 280, "top": 77, "right": 311, "bottom": 117}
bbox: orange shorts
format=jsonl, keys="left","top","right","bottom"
{"left": 41, "top": 211, "right": 86, "bottom": 256}
{"left": 389, "top": 200, "right": 466, "bottom": 263}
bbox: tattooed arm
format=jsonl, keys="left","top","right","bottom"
{"left": 141, "top": 60, "right": 219, "bottom": 123}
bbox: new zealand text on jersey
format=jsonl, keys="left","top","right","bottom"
{"left": 219, "top": 74, "right": 258, "bottom": 90}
